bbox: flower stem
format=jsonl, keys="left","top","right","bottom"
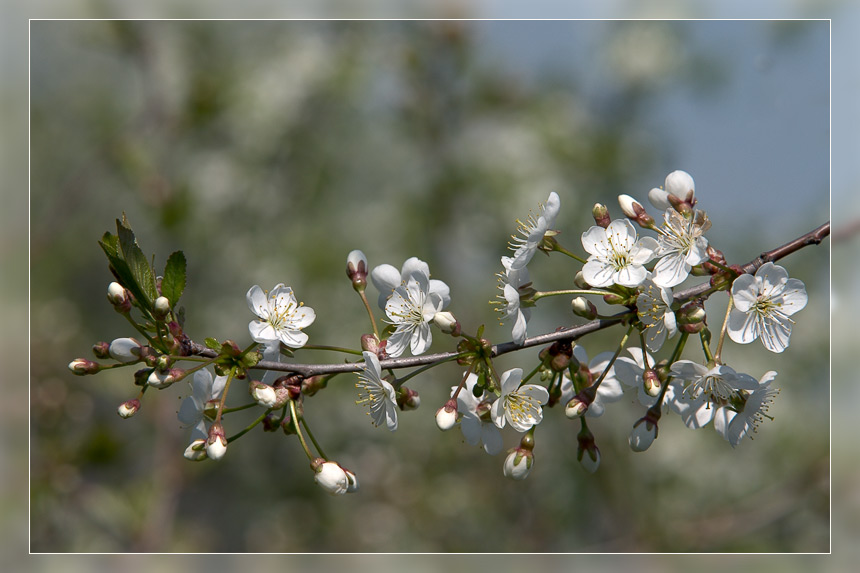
{"left": 534, "top": 289, "right": 613, "bottom": 301}
{"left": 551, "top": 242, "right": 588, "bottom": 264}
{"left": 214, "top": 367, "right": 236, "bottom": 425}
{"left": 714, "top": 297, "right": 733, "bottom": 363}
{"left": 521, "top": 361, "right": 543, "bottom": 385}
{"left": 289, "top": 399, "right": 314, "bottom": 461}
{"left": 302, "top": 344, "right": 363, "bottom": 356}
{"left": 300, "top": 416, "right": 328, "bottom": 461}
{"left": 592, "top": 324, "right": 634, "bottom": 390}
{"left": 221, "top": 402, "right": 259, "bottom": 415}
{"left": 227, "top": 410, "right": 269, "bottom": 443}
{"left": 358, "top": 289, "right": 380, "bottom": 339}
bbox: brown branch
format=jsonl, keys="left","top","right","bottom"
{"left": 193, "top": 220, "right": 830, "bottom": 378}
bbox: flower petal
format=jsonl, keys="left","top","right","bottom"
{"left": 727, "top": 307, "right": 760, "bottom": 345}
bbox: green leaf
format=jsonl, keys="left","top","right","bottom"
{"left": 98, "top": 231, "right": 140, "bottom": 302}
{"left": 161, "top": 251, "right": 187, "bottom": 307}
{"left": 116, "top": 218, "right": 158, "bottom": 307}
{"left": 204, "top": 337, "right": 221, "bottom": 350}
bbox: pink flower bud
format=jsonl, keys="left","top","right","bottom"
{"left": 117, "top": 398, "right": 141, "bottom": 418}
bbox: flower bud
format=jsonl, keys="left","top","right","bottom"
{"left": 346, "top": 250, "right": 368, "bottom": 291}
{"left": 301, "top": 375, "right": 329, "bottom": 397}
{"left": 107, "top": 282, "right": 132, "bottom": 312}
{"left": 311, "top": 458, "right": 349, "bottom": 495}
{"left": 360, "top": 333, "right": 380, "bottom": 354}
{"left": 576, "top": 426, "right": 600, "bottom": 473}
{"left": 573, "top": 271, "right": 590, "bottom": 290}
{"left": 591, "top": 203, "right": 610, "bottom": 228}
{"left": 565, "top": 396, "right": 589, "bottom": 419}
{"left": 206, "top": 423, "right": 228, "bottom": 461}
{"left": 398, "top": 386, "right": 421, "bottom": 411}
{"left": 643, "top": 368, "right": 662, "bottom": 397}
{"left": 677, "top": 302, "right": 707, "bottom": 325}
{"left": 618, "top": 194, "right": 655, "bottom": 228}
{"left": 147, "top": 368, "right": 176, "bottom": 389}
{"left": 154, "top": 296, "right": 171, "bottom": 319}
{"left": 664, "top": 169, "right": 696, "bottom": 205}
{"left": 435, "top": 399, "right": 458, "bottom": 431}
{"left": 92, "top": 341, "right": 111, "bottom": 359}
{"left": 250, "top": 381, "right": 279, "bottom": 408}
{"left": 262, "top": 412, "right": 282, "bottom": 432}
{"left": 571, "top": 297, "right": 598, "bottom": 320}
{"left": 184, "top": 439, "right": 208, "bottom": 461}
{"left": 433, "top": 311, "right": 461, "bottom": 336}
{"left": 503, "top": 448, "right": 534, "bottom": 480}
{"left": 629, "top": 417, "right": 658, "bottom": 452}
{"left": 117, "top": 398, "right": 141, "bottom": 418}
{"left": 343, "top": 467, "right": 359, "bottom": 493}
{"left": 68, "top": 358, "right": 101, "bottom": 375}
{"left": 108, "top": 338, "right": 142, "bottom": 363}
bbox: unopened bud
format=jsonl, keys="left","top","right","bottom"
{"left": 206, "top": 423, "right": 228, "bottom": 461}
{"left": 117, "top": 398, "right": 141, "bottom": 418}
{"left": 433, "top": 311, "right": 461, "bottom": 336}
{"left": 573, "top": 271, "right": 590, "bottom": 290}
{"left": 346, "top": 250, "right": 368, "bottom": 291}
{"left": 92, "top": 341, "right": 111, "bottom": 359}
{"left": 643, "top": 369, "right": 662, "bottom": 397}
{"left": 360, "top": 333, "right": 380, "bottom": 354}
{"left": 147, "top": 368, "right": 177, "bottom": 389}
{"left": 629, "top": 416, "right": 658, "bottom": 452}
{"left": 184, "top": 439, "right": 208, "bottom": 461}
{"left": 343, "top": 467, "right": 359, "bottom": 493}
{"left": 435, "top": 398, "right": 458, "bottom": 431}
{"left": 503, "top": 447, "right": 534, "bottom": 480}
{"left": 154, "top": 296, "right": 170, "bottom": 319}
{"left": 301, "top": 375, "right": 329, "bottom": 397}
{"left": 571, "top": 296, "right": 598, "bottom": 320}
{"left": 108, "top": 338, "right": 142, "bottom": 363}
{"left": 678, "top": 302, "right": 706, "bottom": 325}
{"left": 311, "top": 458, "right": 349, "bottom": 495}
{"left": 398, "top": 386, "right": 421, "bottom": 411}
{"left": 664, "top": 169, "right": 696, "bottom": 206}
{"left": 250, "top": 381, "right": 279, "bottom": 408}
{"left": 107, "top": 282, "right": 132, "bottom": 312}
{"left": 618, "top": 194, "right": 655, "bottom": 228}
{"left": 565, "top": 396, "right": 589, "bottom": 419}
{"left": 68, "top": 358, "right": 101, "bottom": 375}
{"left": 577, "top": 425, "right": 600, "bottom": 473}
{"left": 592, "top": 203, "right": 611, "bottom": 228}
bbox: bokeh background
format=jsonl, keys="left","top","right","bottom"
{"left": 6, "top": 1, "right": 857, "bottom": 569}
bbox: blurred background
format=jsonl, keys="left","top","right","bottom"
{"left": 7, "top": 1, "right": 855, "bottom": 567}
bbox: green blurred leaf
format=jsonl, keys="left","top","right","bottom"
{"left": 161, "top": 251, "right": 187, "bottom": 307}
{"left": 204, "top": 337, "right": 220, "bottom": 350}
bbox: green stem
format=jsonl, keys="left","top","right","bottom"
{"left": 551, "top": 242, "right": 588, "bottom": 264}
{"left": 221, "top": 402, "right": 259, "bottom": 415}
{"left": 227, "top": 410, "right": 269, "bottom": 443}
{"left": 534, "top": 289, "right": 613, "bottom": 301}
{"left": 358, "top": 289, "right": 380, "bottom": 339}
{"left": 700, "top": 330, "right": 715, "bottom": 364}
{"left": 521, "top": 361, "right": 543, "bottom": 385}
{"left": 591, "top": 324, "right": 635, "bottom": 390}
{"left": 302, "top": 344, "right": 363, "bottom": 356}
{"left": 214, "top": 367, "right": 236, "bottom": 424}
{"left": 289, "top": 399, "right": 314, "bottom": 461}
{"left": 714, "top": 297, "right": 733, "bottom": 363}
{"left": 669, "top": 332, "right": 690, "bottom": 364}
{"left": 300, "top": 416, "right": 328, "bottom": 461}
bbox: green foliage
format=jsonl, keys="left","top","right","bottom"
{"left": 161, "top": 251, "right": 187, "bottom": 308}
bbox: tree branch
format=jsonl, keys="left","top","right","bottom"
{"left": 192, "top": 220, "right": 830, "bottom": 378}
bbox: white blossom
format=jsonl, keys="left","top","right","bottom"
{"left": 490, "top": 368, "right": 549, "bottom": 433}
{"left": 559, "top": 345, "right": 625, "bottom": 418}
{"left": 455, "top": 373, "right": 503, "bottom": 455}
{"left": 508, "top": 191, "right": 561, "bottom": 271}
{"left": 728, "top": 262, "right": 808, "bottom": 353}
{"left": 650, "top": 209, "right": 710, "bottom": 288}
{"left": 178, "top": 368, "right": 228, "bottom": 445}
{"left": 636, "top": 279, "right": 677, "bottom": 352}
{"left": 648, "top": 169, "right": 695, "bottom": 211}
{"left": 581, "top": 219, "right": 658, "bottom": 288}
{"left": 495, "top": 256, "right": 533, "bottom": 346}
{"left": 370, "top": 257, "right": 450, "bottom": 312}
{"left": 247, "top": 283, "right": 315, "bottom": 349}
{"left": 383, "top": 269, "right": 446, "bottom": 357}
{"left": 713, "top": 371, "right": 779, "bottom": 447}
{"left": 355, "top": 351, "right": 398, "bottom": 431}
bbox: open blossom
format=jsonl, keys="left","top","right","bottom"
{"left": 247, "top": 284, "right": 316, "bottom": 349}
{"left": 384, "top": 269, "right": 447, "bottom": 357}
{"left": 713, "top": 371, "right": 779, "bottom": 447}
{"left": 669, "top": 360, "right": 762, "bottom": 429}
{"left": 495, "top": 256, "right": 533, "bottom": 346}
{"left": 650, "top": 209, "right": 710, "bottom": 288}
{"left": 613, "top": 347, "right": 677, "bottom": 410}
{"left": 491, "top": 368, "right": 549, "bottom": 432}
{"left": 455, "top": 373, "right": 503, "bottom": 455}
{"left": 581, "top": 219, "right": 658, "bottom": 288}
{"left": 636, "top": 279, "right": 677, "bottom": 352}
{"left": 355, "top": 351, "right": 398, "bottom": 431}
{"left": 178, "top": 368, "right": 228, "bottom": 446}
{"left": 728, "top": 262, "right": 808, "bottom": 353}
{"left": 370, "top": 257, "right": 450, "bottom": 312}
{"left": 508, "top": 191, "right": 561, "bottom": 271}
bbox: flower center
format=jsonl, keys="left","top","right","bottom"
{"left": 504, "top": 393, "right": 540, "bottom": 425}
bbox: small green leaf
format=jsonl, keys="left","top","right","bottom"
{"left": 161, "top": 251, "right": 187, "bottom": 307}
{"left": 204, "top": 337, "right": 221, "bottom": 350}
{"left": 117, "top": 218, "right": 158, "bottom": 307}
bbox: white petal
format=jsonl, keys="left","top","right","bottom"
{"left": 511, "top": 310, "right": 528, "bottom": 346}
{"left": 730, "top": 274, "right": 758, "bottom": 312}
{"left": 290, "top": 306, "right": 316, "bottom": 329}
{"left": 481, "top": 424, "right": 504, "bottom": 455}
{"left": 520, "top": 384, "right": 549, "bottom": 405}
{"left": 410, "top": 322, "right": 433, "bottom": 355}
{"left": 582, "top": 260, "right": 615, "bottom": 288}
{"left": 543, "top": 192, "right": 561, "bottom": 227}
{"left": 249, "top": 321, "right": 278, "bottom": 343}
{"left": 648, "top": 188, "right": 671, "bottom": 211}
{"left": 246, "top": 285, "right": 268, "bottom": 318}
{"left": 371, "top": 264, "right": 401, "bottom": 309}
{"left": 778, "top": 279, "right": 808, "bottom": 316}
{"left": 490, "top": 399, "right": 506, "bottom": 429}
{"left": 727, "top": 308, "right": 760, "bottom": 345}
{"left": 759, "top": 315, "right": 792, "bottom": 353}
{"left": 429, "top": 279, "right": 451, "bottom": 309}
{"left": 581, "top": 226, "right": 609, "bottom": 257}
{"left": 615, "top": 264, "right": 648, "bottom": 287}
{"left": 278, "top": 329, "right": 309, "bottom": 349}
{"left": 664, "top": 170, "right": 695, "bottom": 199}
{"left": 178, "top": 397, "right": 202, "bottom": 427}
{"left": 499, "top": 368, "right": 523, "bottom": 396}
{"left": 460, "top": 414, "right": 482, "bottom": 446}
{"left": 651, "top": 254, "right": 689, "bottom": 288}
{"left": 756, "top": 263, "right": 789, "bottom": 297}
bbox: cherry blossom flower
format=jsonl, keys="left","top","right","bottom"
{"left": 494, "top": 256, "right": 534, "bottom": 346}
{"left": 559, "top": 345, "right": 625, "bottom": 418}
{"left": 383, "top": 269, "right": 447, "bottom": 357}
{"left": 668, "top": 360, "right": 762, "bottom": 429}
{"left": 454, "top": 373, "right": 503, "bottom": 455}
{"left": 312, "top": 459, "right": 350, "bottom": 495}
{"left": 355, "top": 351, "right": 398, "bottom": 431}
{"left": 178, "top": 368, "right": 228, "bottom": 446}
{"left": 713, "top": 371, "right": 779, "bottom": 447}
{"left": 636, "top": 279, "right": 677, "bottom": 352}
{"left": 580, "top": 219, "right": 658, "bottom": 288}
{"left": 508, "top": 191, "right": 561, "bottom": 271}
{"left": 650, "top": 209, "right": 710, "bottom": 288}
{"left": 613, "top": 347, "right": 677, "bottom": 410}
{"left": 247, "top": 284, "right": 316, "bottom": 349}
{"left": 727, "top": 262, "right": 808, "bottom": 353}
{"left": 370, "top": 257, "right": 450, "bottom": 312}
{"left": 491, "top": 368, "right": 549, "bottom": 432}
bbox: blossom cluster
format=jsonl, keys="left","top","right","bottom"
{"left": 68, "top": 170, "right": 818, "bottom": 494}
